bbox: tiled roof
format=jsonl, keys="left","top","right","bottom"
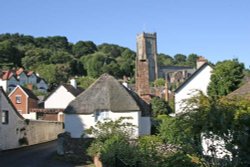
{"left": 1, "top": 70, "right": 14, "bottom": 80}
{"left": 19, "top": 86, "right": 39, "bottom": 100}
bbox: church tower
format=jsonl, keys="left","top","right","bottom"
{"left": 135, "top": 32, "right": 158, "bottom": 99}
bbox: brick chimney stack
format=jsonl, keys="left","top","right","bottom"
{"left": 135, "top": 32, "right": 158, "bottom": 102}
{"left": 196, "top": 56, "right": 207, "bottom": 69}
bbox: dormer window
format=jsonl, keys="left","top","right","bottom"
{"left": 16, "top": 95, "right": 21, "bottom": 104}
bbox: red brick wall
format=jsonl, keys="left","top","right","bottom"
{"left": 9, "top": 88, "right": 27, "bottom": 114}
{"left": 135, "top": 60, "right": 150, "bottom": 95}
{"left": 28, "top": 98, "right": 38, "bottom": 113}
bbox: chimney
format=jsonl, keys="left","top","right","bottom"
{"left": 196, "top": 56, "right": 207, "bottom": 69}
{"left": 27, "top": 83, "right": 33, "bottom": 90}
{"left": 165, "top": 79, "right": 169, "bottom": 102}
{"left": 70, "top": 78, "right": 77, "bottom": 89}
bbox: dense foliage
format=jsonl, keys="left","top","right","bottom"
{"left": 0, "top": 33, "right": 202, "bottom": 86}
{"left": 86, "top": 117, "right": 198, "bottom": 167}
{"left": 208, "top": 59, "right": 245, "bottom": 99}
{"left": 0, "top": 33, "right": 136, "bottom": 85}
{"left": 159, "top": 92, "right": 250, "bottom": 166}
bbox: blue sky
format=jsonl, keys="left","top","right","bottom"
{"left": 1, "top": 0, "right": 250, "bottom": 68}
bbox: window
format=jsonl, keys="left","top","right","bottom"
{"left": 16, "top": 95, "right": 21, "bottom": 104}
{"left": 2, "top": 110, "right": 9, "bottom": 124}
{"left": 95, "top": 110, "right": 109, "bottom": 122}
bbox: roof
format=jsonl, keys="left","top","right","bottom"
{"left": 16, "top": 68, "right": 25, "bottom": 76}
{"left": 0, "top": 70, "right": 14, "bottom": 80}
{"left": 9, "top": 85, "right": 39, "bottom": 100}
{"left": 63, "top": 84, "right": 84, "bottom": 97}
{"left": 64, "top": 73, "right": 150, "bottom": 116}
{"left": 174, "top": 63, "right": 211, "bottom": 93}
{"left": 44, "top": 84, "right": 84, "bottom": 101}
{"left": 227, "top": 81, "right": 250, "bottom": 99}
{"left": 0, "top": 86, "right": 24, "bottom": 120}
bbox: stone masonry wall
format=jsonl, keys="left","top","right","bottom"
{"left": 21, "top": 120, "right": 64, "bottom": 146}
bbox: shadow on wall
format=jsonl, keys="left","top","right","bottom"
{"left": 57, "top": 115, "right": 94, "bottom": 165}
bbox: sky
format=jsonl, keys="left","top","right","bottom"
{"left": 0, "top": 0, "right": 250, "bottom": 68}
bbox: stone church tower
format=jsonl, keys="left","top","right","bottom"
{"left": 135, "top": 32, "right": 158, "bottom": 99}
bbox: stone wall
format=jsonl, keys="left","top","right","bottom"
{"left": 23, "top": 120, "right": 64, "bottom": 146}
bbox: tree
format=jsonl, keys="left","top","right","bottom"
{"left": 0, "top": 40, "right": 21, "bottom": 67}
{"left": 49, "top": 51, "right": 73, "bottom": 64}
{"left": 154, "top": 78, "right": 165, "bottom": 87}
{"left": 157, "top": 53, "right": 174, "bottom": 66}
{"left": 22, "top": 48, "right": 51, "bottom": 69}
{"left": 76, "top": 76, "right": 95, "bottom": 89}
{"left": 208, "top": 59, "right": 244, "bottom": 99}
{"left": 151, "top": 97, "right": 172, "bottom": 117}
{"left": 187, "top": 53, "right": 198, "bottom": 68}
{"left": 174, "top": 54, "right": 187, "bottom": 65}
{"left": 72, "top": 41, "right": 97, "bottom": 58}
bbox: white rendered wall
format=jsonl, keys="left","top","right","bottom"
{"left": 45, "top": 86, "right": 75, "bottom": 109}
{"left": 0, "top": 92, "right": 24, "bottom": 150}
{"left": 175, "top": 66, "right": 213, "bottom": 114}
{"left": 65, "top": 111, "right": 143, "bottom": 138}
{"left": 22, "top": 112, "right": 37, "bottom": 120}
{"left": 0, "top": 80, "right": 7, "bottom": 92}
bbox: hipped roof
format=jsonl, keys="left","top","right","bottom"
{"left": 64, "top": 74, "right": 150, "bottom": 116}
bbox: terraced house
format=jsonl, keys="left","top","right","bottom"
{"left": 0, "top": 68, "right": 48, "bottom": 93}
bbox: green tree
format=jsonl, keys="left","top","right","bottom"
{"left": 151, "top": 97, "right": 172, "bottom": 117}
{"left": 76, "top": 76, "right": 95, "bottom": 89}
{"left": 174, "top": 54, "right": 187, "bottom": 65}
{"left": 49, "top": 51, "right": 73, "bottom": 64}
{"left": 154, "top": 78, "right": 165, "bottom": 87}
{"left": 187, "top": 53, "right": 198, "bottom": 67}
{"left": 208, "top": 59, "right": 244, "bottom": 99}
{"left": 72, "top": 41, "right": 97, "bottom": 58}
{"left": 22, "top": 48, "right": 51, "bottom": 69}
{"left": 158, "top": 53, "right": 174, "bottom": 66}
{"left": 36, "top": 64, "right": 70, "bottom": 84}
{"left": 0, "top": 40, "right": 21, "bottom": 67}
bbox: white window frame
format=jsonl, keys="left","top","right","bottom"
{"left": 16, "top": 95, "right": 21, "bottom": 104}
{"left": 2, "top": 110, "right": 9, "bottom": 124}
{"left": 95, "top": 110, "right": 109, "bottom": 122}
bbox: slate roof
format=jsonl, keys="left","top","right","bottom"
{"left": 63, "top": 84, "right": 84, "bottom": 97}
{"left": 227, "top": 81, "right": 250, "bottom": 99}
{"left": 20, "top": 86, "right": 39, "bottom": 100}
{"left": 44, "top": 84, "right": 84, "bottom": 101}
{"left": 64, "top": 74, "right": 150, "bottom": 116}
{"left": 174, "top": 63, "right": 211, "bottom": 93}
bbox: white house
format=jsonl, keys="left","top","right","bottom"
{"left": 64, "top": 74, "right": 151, "bottom": 138}
{"left": 174, "top": 63, "right": 213, "bottom": 114}
{"left": 0, "top": 87, "right": 25, "bottom": 150}
{"left": 44, "top": 84, "right": 84, "bottom": 109}
{"left": 0, "top": 87, "right": 64, "bottom": 151}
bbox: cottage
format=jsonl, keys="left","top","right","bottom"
{"left": 64, "top": 74, "right": 151, "bottom": 138}
{"left": 174, "top": 63, "right": 213, "bottom": 114}
{"left": 0, "top": 87, "right": 64, "bottom": 150}
{"left": 44, "top": 83, "right": 84, "bottom": 109}
{"left": 0, "top": 87, "right": 24, "bottom": 150}
{"left": 8, "top": 85, "right": 39, "bottom": 119}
